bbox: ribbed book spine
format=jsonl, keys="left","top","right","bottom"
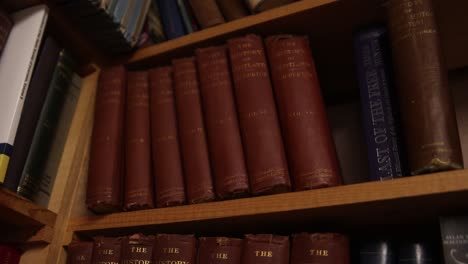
{"left": 188, "top": 0, "right": 225, "bottom": 28}
{"left": 291, "top": 233, "right": 350, "bottom": 264}
{"left": 198, "top": 237, "right": 243, "bottom": 264}
{"left": 153, "top": 234, "right": 197, "bottom": 264}
{"left": 120, "top": 234, "right": 154, "bottom": 264}
{"left": 242, "top": 234, "right": 290, "bottom": 264}
{"left": 67, "top": 241, "right": 93, "bottom": 264}
{"left": 92, "top": 237, "right": 122, "bottom": 264}
{"left": 156, "top": 0, "right": 186, "bottom": 39}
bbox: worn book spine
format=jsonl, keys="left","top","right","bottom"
{"left": 387, "top": 0, "right": 463, "bottom": 174}
{"left": 188, "top": 0, "right": 225, "bottom": 29}
{"left": 156, "top": 0, "right": 186, "bottom": 39}
{"left": 0, "top": 8, "right": 12, "bottom": 57}
{"left": 67, "top": 241, "right": 93, "bottom": 264}
{"left": 172, "top": 57, "right": 215, "bottom": 204}
{"left": 354, "top": 26, "right": 405, "bottom": 181}
{"left": 242, "top": 234, "right": 289, "bottom": 264}
{"left": 149, "top": 66, "right": 186, "bottom": 207}
{"left": 291, "top": 233, "right": 350, "bottom": 264}
{"left": 0, "top": 244, "right": 21, "bottom": 264}
{"left": 86, "top": 65, "right": 126, "bottom": 214}
{"left": 266, "top": 35, "right": 341, "bottom": 190}
{"left": 216, "top": 0, "right": 249, "bottom": 21}
{"left": 246, "top": 0, "right": 295, "bottom": 13}
{"left": 195, "top": 46, "right": 249, "bottom": 199}
{"left": 125, "top": 71, "right": 154, "bottom": 210}
{"left": 358, "top": 240, "right": 395, "bottom": 264}
{"left": 92, "top": 237, "right": 122, "bottom": 264}
{"left": 227, "top": 34, "right": 290, "bottom": 195}
{"left": 440, "top": 216, "right": 468, "bottom": 264}
{"left": 153, "top": 234, "right": 197, "bottom": 263}
{"left": 397, "top": 242, "right": 435, "bottom": 264}
{"left": 120, "top": 234, "right": 155, "bottom": 264}
{"left": 198, "top": 237, "right": 243, "bottom": 264}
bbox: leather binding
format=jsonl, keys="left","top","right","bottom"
{"left": 358, "top": 240, "right": 395, "bottom": 264}
{"left": 0, "top": 244, "right": 21, "bottom": 264}
{"left": 0, "top": 8, "right": 12, "bottom": 57}
{"left": 246, "top": 0, "right": 295, "bottom": 13}
{"left": 153, "top": 234, "right": 197, "bottom": 263}
{"left": 387, "top": 0, "right": 463, "bottom": 174}
{"left": 120, "top": 234, "right": 155, "bottom": 264}
{"left": 195, "top": 46, "right": 249, "bottom": 199}
{"left": 397, "top": 242, "right": 435, "bottom": 264}
{"left": 216, "top": 0, "right": 249, "bottom": 21}
{"left": 227, "top": 34, "right": 290, "bottom": 195}
{"left": 67, "top": 241, "right": 93, "bottom": 264}
{"left": 440, "top": 216, "right": 468, "bottom": 263}
{"left": 188, "top": 0, "right": 225, "bottom": 29}
{"left": 266, "top": 35, "right": 342, "bottom": 190}
{"left": 242, "top": 234, "right": 289, "bottom": 264}
{"left": 291, "top": 233, "right": 350, "bottom": 264}
{"left": 149, "top": 67, "right": 186, "bottom": 207}
{"left": 155, "top": 0, "right": 186, "bottom": 39}
{"left": 125, "top": 71, "right": 154, "bottom": 210}
{"left": 92, "top": 236, "right": 122, "bottom": 264}
{"left": 172, "top": 57, "right": 215, "bottom": 204}
{"left": 87, "top": 65, "right": 126, "bottom": 214}
{"left": 197, "top": 237, "right": 243, "bottom": 264}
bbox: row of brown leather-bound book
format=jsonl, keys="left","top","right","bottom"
{"left": 86, "top": 34, "right": 342, "bottom": 213}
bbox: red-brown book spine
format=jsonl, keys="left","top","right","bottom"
{"left": 86, "top": 66, "right": 126, "bottom": 213}
{"left": 195, "top": 46, "right": 249, "bottom": 199}
{"left": 172, "top": 57, "right": 215, "bottom": 204}
{"left": 92, "top": 237, "right": 122, "bottom": 264}
{"left": 0, "top": 244, "right": 21, "bottom": 264}
{"left": 67, "top": 241, "right": 94, "bottom": 264}
{"left": 125, "top": 71, "right": 154, "bottom": 210}
{"left": 265, "top": 35, "right": 342, "bottom": 190}
{"left": 149, "top": 66, "right": 186, "bottom": 207}
{"left": 197, "top": 237, "right": 243, "bottom": 264}
{"left": 242, "top": 234, "right": 289, "bottom": 264}
{"left": 153, "top": 234, "right": 197, "bottom": 263}
{"left": 188, "top": 0, "right": 225, "bottom": 29}
{"left": 291, "top": 233, "right": 350, "bottom": 264}
{"left": 120, "top": 234, "right": 154, "bottom": 264}
{"left": 228, "top": 34, "right": 290, "bottom": 195}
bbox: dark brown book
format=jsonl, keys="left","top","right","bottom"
{"left": 245, "top": 0, "right": 295, "bottom": 13}
{"left": 386, "top": 0, "right": 463, "bottom": 174}
{"left": 197, "top": 237, "right": 243, "bottom": 264}
{"left": 266, "top": 35, "right": 342, "bottom": 190}
{"left": 92, "top": 237, "right": 122, "bottom": 264}
{"left": 149, "top": 66, "right": 186, "bottom": 207}
{"left": 216, "top": 0, "right": 249, "bottom": 21}
{"left": 0, "top": 8, "right": 12, "bottom": 57}
{"left": 242, "top": 234, "right": 289, "bottom": 264}
{"left": 125, "top": 71, "right": 154, "bottom": 211}
{"left": 120, "top": 234, "right": 154, "bottom": 264}
{"left": 153, "top": 234, "right": 197, "bottom": 263}
{"left": 87, "top": 65, "right": 126, "bottom": 213}
{"left": 195, "top": 46, "right": 249, "bottom": 199}
{"left": 227, "top": 34, "right": 290, "bottom": 195}
{"left": 188, "top": 0, "right": 225, "bottom": 29}
{"left": 67, "top": 241, "right": 94, "bottom": 264}
{"left": 291, "top": 233, "right": 350, "bottom": 264}
{"left": 172, "top": 57, "right": 215, "bottom": 204}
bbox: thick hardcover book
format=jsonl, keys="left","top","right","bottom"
{"left": 246, "top": 0, "right": 295, "bottom": 13}
{"left": 358, "top": 240, "right": 395, "bottom": 264}
{"left": 216, "top": 0, "right": 248, "bottom": 21}
{"left": 0, "top": 8, "right": 12, "bottom": 57}
{"left": 195, "top": 46, "right": 249, "bottom": 199}
{"left": 0, "top": 5, "right": 48, "bottom": 184}
{"left": 242, "top": 234, "right": 289, "bottom": 264}
{"left": 121, "top": 234, "right": 155, "bottom": 264}
{"left": 188, "top": 0, "right": 225, "bottom": 29}
{"left": 67, "top": 241, "right": 94, "bottom": 264}
{"left": 397, "top": 242, "right": 435, "bottom": 264}
{"left": 92, "top": 237, "right": 122, "bottom": 264}
{"left": 197, "top": 237, "right": 243, "bottom": 264}
{"left": 125, "top": 71, "right": 154, "bottom": 210}
{"left": 155, "top": 0, "right": 186, "bottom": 39}
{"left": 354, "top": 26, "right": 405, "bottom": 181}
{"left": 386, "top": 0, "right": 463, "bottom": 174}
{"left": 291, "top": 233, "right": 350, "bottom": 264}
{"left": 440, "top": 216, "right": 468, "bottom": 264}
{"left": 149, "top": 66, "right": 186, "bottom": 207}
{"left": 227, "top": 34, "right": 290, "bottom": 195}
{"left": 0, "top": 244, "right": 21, "bottom": 264}
{"left": 172, "top": 57, "right": 215, "bottom": 204}
{"left": 153, "top": 234, "right": 197, "bottom": 263}
{"left": 266, "top": 35, "right": 341, "bottom": 190}
{"left": 87, "top": 65, "right": 126, "bottom": 214}
{"left": 2, "top": 37, "right": 60, "bottom": 192}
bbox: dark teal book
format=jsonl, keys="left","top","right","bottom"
{"left": 177, "top": 0, "right": 194, "bottom": 33}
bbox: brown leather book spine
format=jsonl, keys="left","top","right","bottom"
{"left": 227, "top": 34, "right": 290, "bottom": 195}
{"left": 86, "top": 65, "right": 126, "bottom": 213}
{"left": 195, "top": 46, "right": 249, "bottom": 199}
{"left": 149, "top": 66, "right": 186, "bottom": 207}
{"left": 188, "top": 0, "right": 225, "bottom": 29}
{"left": 242, "top": 234, "right": 289, "bottom": 264}
{"left": 291, "top": 233, "right": 350, "bottom": 264}
{"left": 120, "top": 234, "right": 155, "bottom": 264}
{"left": 125, "top": 71, "right": 154, "bottom": 211}
{"left": 153, "top": 234, "right": 197, "bottom": 263}
{"left": 92, "top": 237, "right": 122, "bottom": 264}
{"left": 172, "top": 57, "right": 215, "bottom": 204}
{"left": 197, "top": 237, "right": 242, "bottom": 264}
{"left": 266, "top": 35, "right": 342, "bottom": 190}
{"left": 215, "top": 0, "right": 249, "bottom": 21}
{"left": 0, "top": 8, "right": 12, "bottom": 57}
{"left": 67, "top": 241, "right": 94, "bottom": 264}
{"left": 386, "top": 0, "right": 463, "bottom": 175}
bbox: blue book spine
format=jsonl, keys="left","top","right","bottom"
{"left": 155, "top": 0, "right": 186, "bottom": 39}
{"left": 354, "top": 26, "right": 405, "bottom": 181}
